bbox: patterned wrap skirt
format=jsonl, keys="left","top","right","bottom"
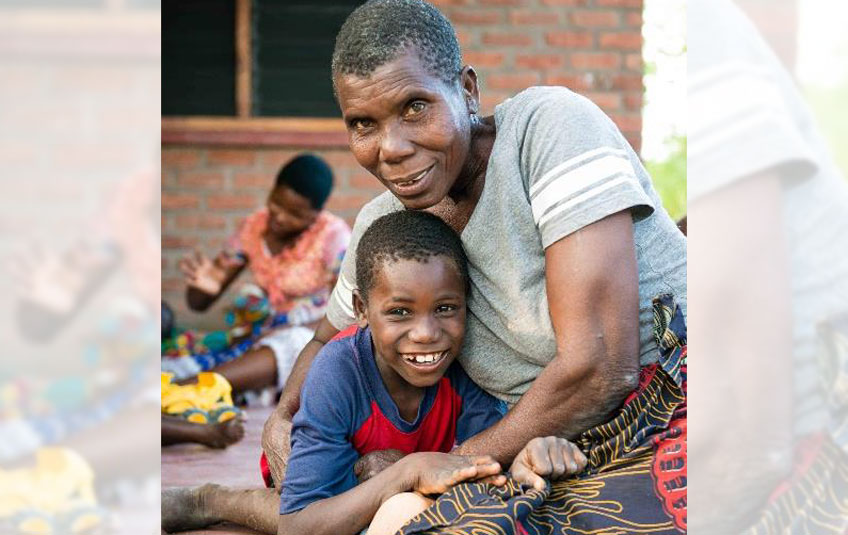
{"left": 398, "top": 294, "right": 688, "bottom": 535}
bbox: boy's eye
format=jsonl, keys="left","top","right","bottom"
{"left": 436, "top": 304, "right": 457, "bottom": 314}
{"left": 388, "top": 308, "right": 411, "bottom": 317}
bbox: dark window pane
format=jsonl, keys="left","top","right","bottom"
{"left": 162, "top": 0, "right": 235, "bottom": 116}
{"left": 252, "top": 0, "right": 362, "bottom": 118}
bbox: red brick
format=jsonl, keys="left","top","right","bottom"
{"left": 162, "top": 149, "right": 201, "bottom": 169}
{"left": 624, "top": 93, "right": 642, "bottom": 111}
{"left": 626, "top": 11, "right": 643, "bottom": 26}
{"left": 570, "top": 9, "right": 620, "bottom": 27}
{"left": 321, "top": 151, "right": 359, "bottom": 169}
{"left": 450, "top": 9, "right": 503, "bottom": 25}
{"left": 570, "top": 52, "right": 621, "bottom": 70}
{"left": 599, "top": 31, "right": 642, "bottom": 50}
{"left": 325, "top": 193, "right": 377, "bottom": 212}
{"left": 516, "top": 54, "right": 564, "bottom": 70}
{"left": 480, "top": 93, "right": 511, "bottom": 113}
{"left": 544, "top": 73, "right": 593, "bottom": 90}
{"left": 162, "top": 194, "right": 200, "bottom": 210}
{"left": 541, "top": 0, "right": 586, "bottom": 5}
{"left": 206, "top": 195, "right": 258, "bottom": 210}
{"left": 207, "top": 149, "right": 256, "bottom": 167}
{"left": 482, "top": 32, "right": 533, "bottom": 47}
{"left": 178, "top": 171, "right": 225, "bottom": 189}
{"left": 610, "top": 114, "right": 641, "bottom": 132}
{"left": 349, "top": 172, "right": 386, "bottom": 190}
{"left": 486, "top": 72, "right": 541, "bottom": 91}
{"left": 463, "top": 51, "right": 506, "bottom": 68}
{"left": 597, "top": 0, "right": 641, "bottom": 6}
{"left": 234, "top": 171, "right": 273, "bottom": 189}
{"left": 455, "top": 29, "right": 474, "bottom": 47}
{"left": 546, "top": 31, "right": 594, "bottom": 49}
{"left": 612, "top": 73, "right": 643, "bottom": 90}
{"left": 260, "top": 149, "right": 299, "bottom": 171}
{"left": 584, "top": 92, "right": 622, "bottom": 110}
{"left": 625, "top": 53, "right": 642, "bottom": 71}
{"left": 162, "top": 234, "right": 199, "bottom": 249}
{"left": 428, "top": 0, "right": 468, "bottom": 5}
{"left": 175, "top": 214, "right": 228, "bottom": 230}
{"left": 509, "top": 10, "right": 560, "bottom": 25}
{"left": 624, "top": 132, "right": 641, "bottom": 152}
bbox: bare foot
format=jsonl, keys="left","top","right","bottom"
{"left": 161, "top": 484, "right": 222, "bottom": 533}
{"left": 200, "top": 415, "right": 246, "bottom": 449}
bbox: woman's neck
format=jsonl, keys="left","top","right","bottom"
{"left": 429, "top": 116, "right": 496, "bottom": 234}
{"left": 449, "top": 115, "right": 496, "bottom": 205}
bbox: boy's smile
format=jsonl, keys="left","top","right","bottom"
{"left": 354, "top": 256, "right": 466, "bottom": 397}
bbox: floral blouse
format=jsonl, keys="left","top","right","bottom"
{"left": 227, "top": 208, "right": 351, "bottom": 319}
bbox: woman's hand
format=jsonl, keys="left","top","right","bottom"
{"left": 509, "top": 436, "right": 588, "bottom": 491}
{"left": 403, "top": 453, "right": 506, "bottom": 495}
{"left": 354, "top": 449, "right": 405, "bottom": 483}
{"left": 179, "top": 249, "right": 242, "bottom": 296}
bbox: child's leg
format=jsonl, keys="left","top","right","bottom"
{"left": 162, "top": 484, "right": 279, "bottom": 534}
{"left": 367, "top": 492, "right": 434, "bottom": 535}
{"left": 161, "top": 415, "right": 245, "bottom": 449}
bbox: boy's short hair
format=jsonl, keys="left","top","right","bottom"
{"left": 355, "top": 210, "right": 469, "bottom": 301}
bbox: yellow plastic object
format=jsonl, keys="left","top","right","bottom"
{"left": 0, "top": 448, "right": 100, "bottom": 530}
{"left": 161, "top": 372, "right": 239, "bottom": 423}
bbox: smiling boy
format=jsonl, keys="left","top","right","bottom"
{"left": 162, "top": 211, "right": 587, "bottom": 535}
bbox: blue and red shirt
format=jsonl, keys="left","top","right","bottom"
{"left": 279, "top": 326, "right": 506, "bottom": 514}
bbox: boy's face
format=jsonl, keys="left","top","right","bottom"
{"left": 354, "top": 256, "right": 466, "bottom": 390}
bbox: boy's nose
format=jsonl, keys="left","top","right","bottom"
{"left": 408, "top": 315, "right": 440, "bottom": 344}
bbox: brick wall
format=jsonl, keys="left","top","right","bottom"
{"left": 162, "top": 0, "right": 644, "bottom": 326}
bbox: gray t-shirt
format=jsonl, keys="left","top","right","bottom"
{"left": 327, "top": 86, "right": 688, "bottom": 405}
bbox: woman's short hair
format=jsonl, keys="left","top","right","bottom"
{"left": 332, "top": 0, "right": 461, "bottom": 88}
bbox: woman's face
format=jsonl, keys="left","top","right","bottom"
{"left": 335, "top": 51, "right": 478, "bottom": 210}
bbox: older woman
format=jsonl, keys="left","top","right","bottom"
{"left": 259, "top": 0, "right": 687, "bottom": 531}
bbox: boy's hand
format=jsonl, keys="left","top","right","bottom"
{"left": 404, "top": 453, "right": 506, "bottom": 495}
{"left": 510, "top": 436, "right": 588, "bottom": 491}
{"left": 354, "top": 449, "right": 405, "bottom": 483}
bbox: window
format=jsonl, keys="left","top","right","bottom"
{"left": 162, "top": 0, "right": 361, "bottom": 119}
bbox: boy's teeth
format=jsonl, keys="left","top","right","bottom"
{"left": 403, "top": 352, "right": 442, "bottom": 364}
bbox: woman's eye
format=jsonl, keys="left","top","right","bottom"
{"left": 350, "top": 119, "right": 373, "bottom": 132}
{"left": 404, "top": 101, "right": 426, "bottom": 117}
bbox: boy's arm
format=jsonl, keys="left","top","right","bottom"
{"left": 278, "top": 457, "right": 412, "bottom": 535}
{"left": 278, "top": 453, "right": 504, "bottom": 535}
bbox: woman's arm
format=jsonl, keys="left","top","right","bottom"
{"left": 278, "top": 453, "right": 503, "bottom": 535}
{"left": 180, "top": 250, "right": 246, "bottom": 311}
{"left": 453, "top": 211, "right": 640, "bottom": 464}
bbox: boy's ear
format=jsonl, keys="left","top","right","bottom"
{"left": 352, "top": 290, "right": 368, "bottom": 328}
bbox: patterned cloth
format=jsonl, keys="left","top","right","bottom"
{"left": 397, "top": 294, "right": 687, "bottom": 535}
{"left": 228, "top": 208, "right": 350, "bottom": 313}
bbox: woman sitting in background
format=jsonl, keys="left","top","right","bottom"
{"left": 162, "top": 153, "right": 351, "bottom": 401}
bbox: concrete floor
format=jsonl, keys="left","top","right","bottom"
{"left": 162, "top": 406, "right": 273, "bottom": 534}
